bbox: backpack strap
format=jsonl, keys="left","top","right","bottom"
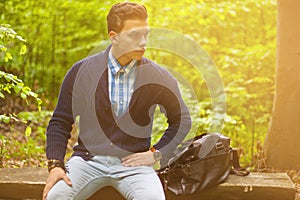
{"left": 230, "top": 148, "right": 250, "bottom": 176}
{"left": 157, "top": 167, "right": 170, "bottom": 191}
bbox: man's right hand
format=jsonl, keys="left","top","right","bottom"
{"left": 42, "top": 167, "right": 72, "bottom": 200}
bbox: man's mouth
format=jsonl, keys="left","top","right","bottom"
{"left": 135, "top": 48, "right": 146, "bottom": 52}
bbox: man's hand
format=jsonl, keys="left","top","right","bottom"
{"left": 42, "top": 167, "right": 72, "bottom": 200}
{"left": 121, "top": 150, "right": 155, "bottom": 167}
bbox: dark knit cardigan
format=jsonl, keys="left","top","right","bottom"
{"left": 46, "top": 46, "right": 191, "bottom": 165}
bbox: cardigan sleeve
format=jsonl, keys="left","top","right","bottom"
{"left": 46, "top": 61, "right": 82, "bottom": 163}
{"left": 152, "top": 69, "right": 192, "bottom": 165}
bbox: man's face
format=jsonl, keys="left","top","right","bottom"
{"left": 110, "top": 19, "right": 149, "bottom": 62}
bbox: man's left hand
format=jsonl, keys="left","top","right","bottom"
{"left": 121, "top": 150, "right": 155, "bottom": 167}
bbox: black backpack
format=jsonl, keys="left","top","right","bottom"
{"left": 157, "top": 133, "right": 249, "bottom": 195}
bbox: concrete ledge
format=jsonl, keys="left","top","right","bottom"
{"left": 0, "top": 168, "right": 296, "bottom": 200}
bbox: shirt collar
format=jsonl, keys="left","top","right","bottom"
{"left": 108, "top": 50, "right": 137, "bottom": 75}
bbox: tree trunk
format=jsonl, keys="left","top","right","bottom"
{"left": 265, "top": 0, "right": 300, "bottom": 169}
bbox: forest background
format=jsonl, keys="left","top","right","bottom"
{"left": 0, "top": 0, "right": 276, "bottom": 170}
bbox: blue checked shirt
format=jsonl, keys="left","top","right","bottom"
{"left": 108, "top": 50, "right": 137, "bottom": 116}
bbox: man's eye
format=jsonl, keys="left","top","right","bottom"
{"left": 144, "top": 33, "right": 149, "bottom": 39}
{"left": 130, "top": 33, "right": 139, "bottom": 38}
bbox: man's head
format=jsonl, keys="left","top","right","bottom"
{"left": 107, "top": 2, "right": 149, "bottom": 65}
{"left": 107, "top": 2, "right": 148, "bottom": 34}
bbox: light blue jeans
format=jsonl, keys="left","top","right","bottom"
{"left": 47, "top": 155, "right": 165, "bottom": 200}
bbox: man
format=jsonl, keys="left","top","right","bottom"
{"left": 43, "top": 2, "right": 191, "bottom": 200}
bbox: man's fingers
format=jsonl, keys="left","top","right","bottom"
{"left": 42, "top": 190, "right": 47, "bottom": 200}
{"left": 122, "top": 153, "right": 140, "bottom": 165}
{"left": 42, "top": 183, "right": 52, "bottom": 200}
{"left": 122, "top": 150, "right": 155, "bottom": 167}
{"left": 42, "top": 168, "right": 71, "bottom": 199}
{"left": 63, "top": 175, "right": 72, "bottom": 186}
{"left": 43, "top": 178, "right": 55, "bottom": 196}
{"left": 122, "top": 158, "right": 136, "bottom": 167}
{"left": 42, "top": 174, "right": 72, "bottom": 200}
{"left": 121, "top": 154, "right": 136, "bottom": 162}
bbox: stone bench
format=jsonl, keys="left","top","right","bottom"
{"left": 0, "top": 168, "right": 296, "bottom": 200}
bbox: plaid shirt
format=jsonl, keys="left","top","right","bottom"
{"left": 108, "top": 50, "right": 137, "bottom": 116}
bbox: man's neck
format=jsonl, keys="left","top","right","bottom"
{"left": 111, "top": 47, "right": 132, "bottom": 67}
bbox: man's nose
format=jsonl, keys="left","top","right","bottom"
{"left": 139, "top": 36, "right": 147, "bottom": 48}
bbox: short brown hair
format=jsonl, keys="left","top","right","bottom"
{"left": 107, "top": 2, "right": 148, "bottom": 33}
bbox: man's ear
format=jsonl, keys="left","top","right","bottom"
{"left": 109, "top": 31, "right": 119, "bottom": 45}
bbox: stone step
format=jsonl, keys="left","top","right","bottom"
{"left": 0, "top": 168, "right": 296, "bottom": 200}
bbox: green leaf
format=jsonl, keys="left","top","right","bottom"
{"left": 20, "top": 45, "right": 27, "bottom": 55}
{"left": 21, "top": 86, "right": 31, "bottom": 94}
{"left": 25, "top": 126, "right": 32, "bottom": 137}
{"left": 3, "top": 85, "right": 11, "bottom": 94}
{"left": 228, "top": 10, "right": 237, "bottom": 17}
{"left": 0, "top": 45, "right": 7, "bottom": 52}
{"left": 4, "top": 52, "right": 12, "bottom": 62}
{"left": 0, "top": 115, "right": 10, "bottom": 123}
{"left": 28, "top": 91, "right": 38, "bottom": 98}
{"left": 4, "top": 73, "right": 13, "bottom": 82}
{"left": 16, "top": 35, "right": 26, "bottom": 42}
{"left": 0, "top": 91, "right": 4, "bottom": 99}
{"left": 36, "top": 98, "right": 42, "bottom": 111}
{"left": 13, "top": 84, "right": 23, "bottom": 94}
{"left": 20, "top": 92, "right": 27, "bottom": 99}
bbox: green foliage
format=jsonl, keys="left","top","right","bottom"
{"left": 0, "top": 24, "right": 26, "bottom": 62}
{"left": 0, "top": 71, "right": 42, "bottom": 109}
{"left": 0, "top": 24, "right": 44, "bottom": 167}
{"left": 0, "top": 110, "right": 51, "bottom": 167}
{"left": 146, "top": 0, "right": 276, "bottom": 167}
{"left": 0, "top": 24, "right": 42, "bottom": 124}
